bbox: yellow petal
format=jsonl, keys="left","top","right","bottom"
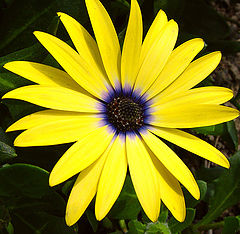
{"left": 152, "top": 86, "right": 234, "bottom": 108}
{"left": 159, "top": 51, "right": 222, "bottom": 97}
{"left": 57, "top": 12, "right": 108, "bottom": 81}
{"left": 147, "top": 38, "right": 205, "bottom": 99}
{"left": 6, "top": 110, "right": 93, "bottom": 132}
{"left": 140, "top": 10, "right": 167, "bottom": 65}
{"left": 3, "top": 61, "right": 82, "bottom": 92}
{"left": 126, "top": 134, "right": 161, "bottom": 221}
{"left": 152, "top": 104, "right": 239, "bottom": 128}
{"left": 121, "top": 0, "right": 142, "bottom": 88}
{"left": 135, "top": 20, "right": 178, "bottom": 94}
{"left": 13, "top": 115, "right": 100, "bottom": 146}
{"left": 49, "top": 126, "right": 114, "bottom": 186}
{"left": 151, "top": 127, "right": 230, "bottom": 168}
{"left": 85, "top": 0, "right": 121, "bottom": 87}
{"left": 66, "top": 147, "right": 110, "bottom": 226}
{"left": 95, "top": 135, "right": 127, "bottom": 220}
{"left": 150, "top": 152, "right": 186, "bottom": 222}
{"left": 141, "top": 131, "right": 200, "bottom": 199}
{"left": 2, "top": 85, "right": 98, "bottom": 113}
{"left": 34, "top": 31, "right": 108, "bottom": 99}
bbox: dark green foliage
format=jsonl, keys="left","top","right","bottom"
{"left": 0, "top": 164, "right": 76, "bottom": 233}
{"left": 0, "top": 0, "right": 239, "bottom": 233}
{"left": 108, "top": 176, "right": 141, "bottom": 220}
{"left": 169, "top": 208, "right": 196, "bottom": 233}
{"left": 194, "top": 151, "right": 240, "bottom": 229}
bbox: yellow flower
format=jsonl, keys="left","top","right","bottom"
{"left": 2, "top": 0, "right": 239, "bottom": 226}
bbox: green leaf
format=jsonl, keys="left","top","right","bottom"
{"left": 0, "top": 141, "right": 17, "bottom": 163}
{"left": 0, "top": 44, "right": 46, "bottom": 72}
{"left": 12, "top": 212, "right": 76, "bottom": 234}
{"left": 226, "top": 121, "right": 238, "bottom": 150}
{"left": 61, "top": 179, "right": 74, "bottom": 196}
{"left": 194, "top": 151, "right": 240, "bottom": 228}
{"left": 2, "top": 99, "right": 44, "bottom": 121}
{"left": 109, "top": 176, "right": 141, "bottom": 220}
{"left": 0, "top": 163, "right": 74, "bottom": 233}
{"left": 0, "top": 0, "right": 56, "bottom": 53}
{"left": 38, "top": 214, "right": 77, "bottom": 234}
{"left": 0, "top": 163, "right": 49, "bottom": 198}
{"left": 222, "top": 216, "right": 240, "bottom": 234}
{"left": 109, "top": 231, "right": 123, "bottom": 234}
{"left": 0, "top": 72, "right": 33, "bottom": 97}
{"left": 196, "top": 167, "right": 224, "bottom": 183}
{"left": 128, "top": 220, "right": 146, "bottom": 234}
{"left": 192, "top": 123, "right": 226, "bottom": 136}
{"left": 6, "top": 222, "right": 14, "bottom": 234}
{"left": 0, "top": 127, "right": 16, "bottom": 163}
{"left": 158, "top": 207, "right": 168, "bottom": 223}
{"left": 0, "top": 205, "right": 12, "bottom": 233}
{"left": 0, "top": 0, "right": 89, "bottom": 55}
{"left": 169, "top": 208, "right": 196, "bottom": 233}
{"left": 47, "top": 15, "right": 60, "bottom": 36}
{"left": 184, "top": 180, "right": 207, "bottom": 208}
{"left": 207, "top": 40, "right": 240, "bottom": 54}
{"left": 86, "top": 210, "right": 98, "bottom": 233}
{"left": 154, "top": 0, "right": 230, "bottom": 41}
{"left": 154, "top": 0, "right": 186, "bottom": 19}
{"left": 145, "top": 221, "right": 171, "bottom": 234}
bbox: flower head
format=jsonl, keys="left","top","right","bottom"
{"left": 3, "top": 0, "right": 239, "bottom": 226}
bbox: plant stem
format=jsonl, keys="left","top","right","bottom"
{"left": 119, "top": 219, "right": 128, "bottom": 233}
{"left": 196, "top": 221, "right": 224, "bottom": 231}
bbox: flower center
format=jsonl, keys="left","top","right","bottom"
{"left": 106, "top": 97, "right": 144, "bottom": 132}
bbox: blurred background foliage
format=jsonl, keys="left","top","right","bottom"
{"left": 0, "top": 0, "right": 240, "bottom": 233}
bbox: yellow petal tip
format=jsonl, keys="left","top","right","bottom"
{"left": 57, "top": 12, "right": 66, "bottom": 18}
{"left": 95, "top": 213, "right": 104, "bottom": 221}
{"left": 3, "top": 62, "right": 12, "bottom": 70}
{"left": 5, "top": 126, "right": 13, "bottom": 132}
{"left": 33, "top": 31, "right": 44, "bottom": 38}
{"left": 194, "top": 189, "right": 201, "bottom": 200}
{"left": 1, "top": 93, "right": 8, "bottom": 99}
{"left": 172, "top": 210, "right": 186, "bottom": 223}
{"left": 65, "top": 212, "right": 77, "bottom": 227}
{"left": 213, "top": 51, "right": 222, "bottom": 60}
{"left": 223, "top": 159, "right": 230, "bottom": 169}
{"left": 49, "top": 173, "right": 59, "bottom": 187}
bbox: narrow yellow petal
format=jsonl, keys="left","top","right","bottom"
{"left": 135, "top": 20, "right": 178, "bottom": 94}
{"left": 150, "top": 152, "right": 186, "bottom": 222}
{"left": 57, "top": 12, "right": 108, "bottom": 81}
{"left": 152, "top": 86, "right": 234, "bottom": 108}
{"left": 159, "top": 51, "right": 222, "bottom": 97}
{"left": 147, "top": 38, "right": 205, "bottom": 99}
{"left": 13, "top": 115, "right": 100, "bottom": 146}
{"left": 152, "top": 104, "right": 239, "bottom": 128}
{"left": 3, "top": 61, "right": 82, "bottom": 92}
{"left": 85, "top": 0, "right": 121, "bottom": 87}
{"left": 49, "top": 126, "right": 114, "bottom": 186}
{"left": 66, "top": 148, "right": 109, "bottom": 226}
{"left": 121, "top": 0, "right": 142, "bottom": 87}
{"left": 34, "top": 31, "right": 108, "bottom": 99}
{"left": 2, "top": 85, "right": 98, "bottom": 113}
{"left": 151, "top": 127, "right": 230, "bottom": 168}
{"left": 95, "top": 135, "right": 127, "bottom": 220}
{"left": 6, "top": 110, "right": 92, "bottom": 132}
{"left": 140, "top": 10, "right": 168, "bottom": 65}
{"left": 126, "top": 134, "right": 161, "bottom": 221}
{"left": 141, "top": 131, "right": 200, "bottom": 199}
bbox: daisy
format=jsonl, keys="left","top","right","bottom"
{"left": 3, "top": 0, "right": 239, "bottom": 226}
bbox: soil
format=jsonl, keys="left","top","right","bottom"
{"left": 197, "top": 1, "right": 240, "bottom": 232}
{"left": 208, "top": 0, "right": 240, "bottom": 154}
